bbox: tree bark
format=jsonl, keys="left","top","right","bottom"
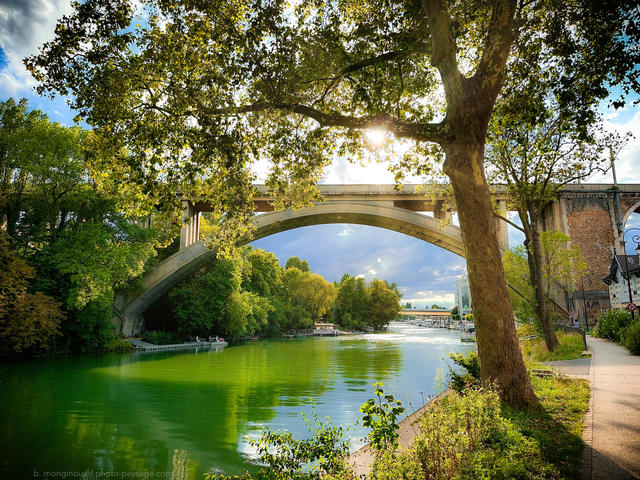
{"left": 444, "top": 137, "right": 537, "bottom": 409}
{"left": 528, "top": 219, "right": 559, "bottom": 351}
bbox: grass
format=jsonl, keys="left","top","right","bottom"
{"left": 520, "top": 329, "right": 587, "bottom": 363}
{"left": 502, "top": 376, "right": 591, "bottom": 479}
{"left": 367, "top": 375, "right": 590, "bottom": 480}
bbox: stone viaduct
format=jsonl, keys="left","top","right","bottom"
{"left": 113, "top": 183, "right": 640, "bottom": 336}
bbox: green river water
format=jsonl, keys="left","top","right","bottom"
{"left": 0, "top": 323, "right": 474, "bottom": 480}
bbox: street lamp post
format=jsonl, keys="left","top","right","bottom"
{"left": 620, "top": 228, "right": 640, "bottom": 320}
{"left": 580, "top": 271, "right": 593, "bottom": 331}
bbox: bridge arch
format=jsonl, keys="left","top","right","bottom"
{"left": 114, "top": 202, "right": 473, "bottom": 335}
{"left": 622, "top": 199, "right": 640, "bottom": 230}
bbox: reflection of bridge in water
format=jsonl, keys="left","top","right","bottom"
{"left": 114, "top": 183, "right": 640, "bottom": 336}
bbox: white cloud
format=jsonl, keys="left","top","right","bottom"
{"left": 586, "top": 106, "right": 640, "bottom": 184}
{"left": 0, "top": 0, "right": 75, "bottom": 102}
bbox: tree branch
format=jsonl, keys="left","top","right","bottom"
{"left": 318, "top": 50, "right": 424, "bottom": 105}
{"left": 421, "top": 0, "right": 461, "bottom": 98}
{"left": 475, "top": 0, "right": 517, "bottom": 98}
{"left": 204, "top": 102, "right": 445, "bottom": 143}
{"left": 494, "top": 210, "right": 524, "bottom": 232}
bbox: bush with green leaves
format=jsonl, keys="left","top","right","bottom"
{"left": 447, "top": 351, "right": 481, "bottom": 393}
{"left": 141, "top": 329, "right": 183, "bottom": 345}
{"left": 245, "top": 408, "right": 352, "bottom": 480}
{"left": 593, "top": 308, "right": 633, "bottom": 343}
{"left": 360, "top": 382, "right": 405, "bottom": 451}
{"left": 622, "top": 320, "right": 640, "bottom": 355}
{"left": 412, "top": 387, "right": 555, "bottom": 480}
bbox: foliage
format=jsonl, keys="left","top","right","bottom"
{"left": 102, "top": 337, "right": 134, "bottom": 352}
{"left": 283, "top": 268, "right": 337, "bottom": 323}
{"left": 141, "top": 329, "right": 183, "bottom": 345}
{"left": 367, "top": 279, "right": 403, "bottom": 330}
{"left": 47, "top": 217, "right": 158, "bottom": 309}
{"left": 243, "top": 247, "right": 284, "bottom": 300}
{"left": 621, "top": 321, "right": 640, "bottom": 355}
{"left": 516, "top": 323, "right": 540, "bottom": 338}
{"left": 171, "top": 257, "right": 272, "bottom": 338}
{"left": 0, "top": 230, "right": 64, "bottom": 355}
{"left": 447, "top": 351, "right": 481, "bottom": 394}
{"left": 360, "top": 382, "right": 405, "bottom": 451}
{"left": 248, "top": 408, "right": 352, "bottom": 480}
{"left": 0, "top": 98, "right": 166, "bottom": 355}
{"left": 521, "top": 332, "right": 586, "bottom": 364}
{"left": 334, "top": 275, "right": 369, "bottom": 330}
{"left": 369, "top": 449, "right": 421, "bottom": 480}
{"left": 501, "top": 376, "right": 591, "bottom": 480}
{"left": 285, "top": 257, "right": 310, "bottom": 273}
{"left": 593, "top": 308, "right": 633, "bottom": 343}
{"left": 413, "top": 387, "right": 555, "bottom": 480}
{"left": 503, "top": 246, "right": 535, "bottom": 312}
{"left": 0, "top": 291, "right": 65, "bottom": 355}
{"left": 539, "top": 231, "right": 587, "bottom": 297}
{"left": 0, "top": 99, "right": 85, "bottom": 242}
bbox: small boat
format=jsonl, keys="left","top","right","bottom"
{"left": 250, "top": 337, "right": 259, "bottom": 341}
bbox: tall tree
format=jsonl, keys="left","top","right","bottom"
{"left": 334, "top": 274, "right": 369, "bottom": 329}
{"left": 485, "top": 60, "right": 629, "bottom": 351}
{"left": 367, "top": 279, "right": 403, "bottom": 329}
{"left": 285, "top": 257, "right": 311, "bottom": 273}
{"left": 283, "top": 268, "right": 338, "bottom": 322}
{"left": 27, "top": 0, "right": 639, "bottom": 406}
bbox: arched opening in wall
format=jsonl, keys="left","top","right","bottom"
{"left": 622, "top": 207, "right": 640, "bottom": 255}
{"left": 250, "top": 224, "right": 465, "bottom": 311}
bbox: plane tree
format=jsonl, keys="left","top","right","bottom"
{"left": 26, "top": 0, "right": 639, "bottom": 408}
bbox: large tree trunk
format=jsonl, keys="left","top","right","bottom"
{"left": 444, "top": 139, "right": 537, "bottom": 409}
{"left": 527, "top": 220, "right": 559, "bottom": 351}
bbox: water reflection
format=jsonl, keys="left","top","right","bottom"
{"left": 0, "top": 324, "right": 473, "bottom": 479}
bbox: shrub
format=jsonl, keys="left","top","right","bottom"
{"left": 369, "top": 449, "right": 421, "bottom": 480}
{"left": 447, "top": 351, "right": 481, "bottom": 393}
{"left": 412, "top": 388, "right": 554, "bottom": 480}
{"left": 102, "top": 338, "right": 133, "bottom": 352}
{"left": 622, "top": 320, "right": 640, "bottom": 355}
{"left": 246, "top": 408, "right": 351, "bottom": 480}
{"left": 593, "top": 309, "right": 633, "bottom": 343}
{"left": 141, "top": 329, "right": 183, "bottom": 345}
{"left": 360, "top": 382, "right": 405, "bottom": 451}
{"left": 516, "top": 323, "right": 539, "bottom": 338}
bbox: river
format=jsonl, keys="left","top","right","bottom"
{"left": 0, "top": 323, "right": 474, "bottom": 479}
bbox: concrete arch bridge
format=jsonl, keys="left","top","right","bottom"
{"left": 113, "top": 183, "right": 640, "bottom": 336}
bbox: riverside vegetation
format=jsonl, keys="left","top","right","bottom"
{"left": 0, "top": 99, "right": 403, "bottom": 357}
{"left": 203, "top": 319, "right": 593, "bottom": 479}
{"left": 204, "top": 350, "right": 590, "bottom": 480}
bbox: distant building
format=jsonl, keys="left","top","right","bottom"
{"left": 603, "top": 250, "right": 640, "bottom": 309}
{"left": 455, "top": 274, "right": 472, "bottom": 314}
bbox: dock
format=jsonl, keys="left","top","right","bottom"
{"left": 128, "top": 339, "right": 229, "bottom": 351}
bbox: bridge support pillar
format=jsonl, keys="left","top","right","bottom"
{"left": 179, "top": 200, "right": 200, "bottom": 250}
{"left": 433, "top": 201, "right": 453, "bottom": 222}
{"left": 494, "top": 200, "right": 509, "bottom": 255}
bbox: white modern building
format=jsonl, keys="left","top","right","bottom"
{"left": 455, "top": 274, "right": 473, "bottom": 315}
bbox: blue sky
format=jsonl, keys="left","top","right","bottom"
{"left": 1, "top": 0, "right": 639, "bottom": 308}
